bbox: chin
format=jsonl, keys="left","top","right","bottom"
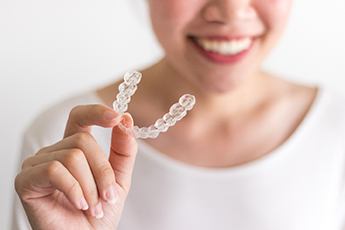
{"left": 193, "top": 70, "right": 250, "bottom": 95}
{"left": 196, "top": 76, "right": 242, "bottom": 95}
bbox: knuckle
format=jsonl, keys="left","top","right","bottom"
{"left": 63, "top": 148, "right": 85, "bottom": 166}
{"left": 14, "top": 173, "right": 24, "bottom": 194}
{"left": 73, "top": 132, "right": 94, "bottom": 146}
{"left": 46, "top": 160, "right": 63, "bottom": 177}
{"left": 14, "top": 170, "right": 31, "bottom": 197}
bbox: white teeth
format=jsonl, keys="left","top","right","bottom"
{"left": 196, "top": 37, "right": 252, "bottom": 55}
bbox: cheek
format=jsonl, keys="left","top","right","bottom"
{"left": 149, "top": 1, "right": 201, "bottom": 37}
{"left": 149, "top": 0, "right": 194, "bottom": 31}
{"left": 149, "top": 1, "right": 198, "bottom": 57}
{"left": 256, "top": 0, "right": 292, "bottom": 31}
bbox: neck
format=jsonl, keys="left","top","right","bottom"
{"left": 141, "top": 58, "right": 272, "bottom": 121}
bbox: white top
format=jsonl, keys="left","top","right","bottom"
{"left": 12, "top": 86, "right": 345, "bottom": 230}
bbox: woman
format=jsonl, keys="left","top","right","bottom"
{"left": 13, "top": 0, "right": 345, "bottom": 229}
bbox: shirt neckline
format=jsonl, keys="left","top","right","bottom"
{"left": 90, "top": 85, "right": 327, "bottom": 177}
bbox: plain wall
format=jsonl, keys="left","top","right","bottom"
{"left": 1, "top": 0, "right": 344, "bottom": 228}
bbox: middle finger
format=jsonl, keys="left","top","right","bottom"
{"left": 32, "top": 132, "right": 118, "bottom": 204}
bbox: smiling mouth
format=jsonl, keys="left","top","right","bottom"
{"left": 194, "top": 36, "right": 252, "bottom": 55}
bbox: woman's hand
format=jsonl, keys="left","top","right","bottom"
{"left": 15, "top": 104, "right": 138, "bottom": 230}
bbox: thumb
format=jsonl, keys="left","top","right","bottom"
{"left": 109, "top": 113, "right": 138, "bottom": 193}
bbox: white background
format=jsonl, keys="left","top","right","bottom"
{"left": 1, "top": 0, "right": 344, "bottom": 228}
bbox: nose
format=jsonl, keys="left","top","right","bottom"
{"left": 202, "top": 0, "right": 257, "bottom": 24}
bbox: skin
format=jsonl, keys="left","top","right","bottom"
{"left": 99, "top": 0, "right": 317, "bottom": 167}
{"left": 15, "top": 106, "right": 138, "bottom": 229}
{"left": 15, "top": 0, "right": 318, "bottom": 229}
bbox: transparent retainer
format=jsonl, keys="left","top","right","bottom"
{"left": 112, "top": 71, "right": 196, "bottom": 139}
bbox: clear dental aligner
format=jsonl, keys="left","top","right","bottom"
{"left": 112, "top": 71, "right": 196, "bottom": 139}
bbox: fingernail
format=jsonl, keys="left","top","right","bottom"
{"left": 104, "top": 111, "right": 118, "bottom": 121}
{"left": 80, "top": 197, "right": 89, "bottom": 210}
{"left": 104, "top": 186, "right": 118, "bottom": 204}
{"left": 91, "top": 202, "right": 104, "bottom": 219}
{"left": 120, "top": 115, "right": 132, "bottom": 128}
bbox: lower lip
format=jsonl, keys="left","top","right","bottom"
{"left": 190, "top": 38, "right": 254, "bottom": 64}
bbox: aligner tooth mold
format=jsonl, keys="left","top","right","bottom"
{"left": 112, "top": 71, "right": 196, "bottom": 139}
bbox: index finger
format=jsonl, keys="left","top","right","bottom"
{"left": 64, "top": 104, "right": 122, "bottom": 138}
